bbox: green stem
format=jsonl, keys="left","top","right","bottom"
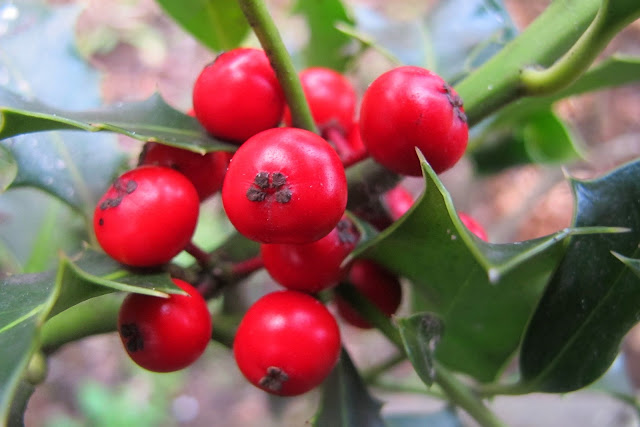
{"left": 40, "top": 292, "right": 239, "bottom": 354}
{"left": 475, "top": 380, "right": 533, "bottom": 398}
{"left": 40, "top": 293, "right": 124, "bottom": 354}
{"left": 334, "top": 282, "right": 505, "bottom": 427}
{"left": 455, "top": 0, "right": 601, "bottom": 125}
{"left": 435, "top": 362, "right": 507, "bottom": 427}
{"left": 520, "top": 0, "right": 640, "bottom": 95}
{"left": 371, "top": 378, "right": 447, "bottom": 400}
{"left": 362, "top": 352, "right": 407, "bottom": 382}
{"left": 237, "top": 0, "right": 316, "bottom": 132}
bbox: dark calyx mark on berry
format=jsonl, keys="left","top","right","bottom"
{"left": 120, "top": 323, "right": 144, "bottom": 352}
{"left": 336, "top": 219, "right": 359, "bottom": 245}
{"left": 100, "top": 178, "right": 138, "bottom": 210}
{"left": 246, "top": 171, "right": 292, "bottom": 203}
{"left": 442, "top": 83, "right": 467, "bottom": 124}
{"left": 259, "top": 366, "right": 289, "bottom": 392}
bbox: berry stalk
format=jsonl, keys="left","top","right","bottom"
{"left": 237, "top": 0, "right": 316, "bottom": 133}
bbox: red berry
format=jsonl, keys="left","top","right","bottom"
{"left": 383, "top": 185, "right": 415, "bottom": 221}
{"left": 221, "top": 128, "right": 348, "bottom": 244}
{"left": 118, "top": 278, "right": 212, "bottom": 372}
{"left": 139, "top": 142, "right": 231, "bottom": 201}
{"left": 192, "top": 48, "right": 285, "bottom": 143}
{"left": 359, "top": 66, "right": 468, "bottom": 176}
{"left": 459, "top": 212, "right": 489, "bottom": 241}
{"left": 335, "top": 259, "right": 402, "bottom": 329}
{"left": 233, "top": 291, "right": 341, "bottom": 396}
{"left": 94, "top": 166, "right": 199, "bottom": 267}
{"left": 261, "top": 215, "right": 360, "bottom": 293}
{"left": 283, "top": 67, "right": 357, "bottom": 135}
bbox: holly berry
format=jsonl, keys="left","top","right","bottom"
{"left": 233, "top": 291, "right": 341, "bottom": 396}
{"left": 261, "top": 215, "right": 360, "bottom": 293}
{"left": 359, "top": 66, "right": 468, "bottom": 176}
{"left": 118, "top": 278, "right": 212, "bottom": 373}
{"left": 94, "top": 165, "right": 199, "bottom": 267}
{"left": 221, "top": 127, "right": 348, "bottom": 244}
{"left": 335, "top": 259, "right": 402, "bottom": 329}
{"left": 139, "top": 142, "right": 231, "bottom": 201}
{"left": 459, "top": 212, "right": 489, "bottom": 241}
{"left": 283, "top": 67, "right": 357, "bottom": 135}
{"left": 192, "top": 48, "right": 285, "bottom": 143}
{"left": 383, "top": 184, "right": 415, "bottom": 221}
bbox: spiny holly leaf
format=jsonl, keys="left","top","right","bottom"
{"left": 397, "top": 313, "right": 444, "bottom": 387}
{"left": 313, "top": 348, "right": 385, "bottom": 427}
{"left": 519, "top": 159, "right": 640, "bottom": 392}
{"left": 291, "top": 0, "right": 355, "bottom": 72}
{"left": 0, "top": 271, "right": 58, "bottom": 427}
{"left": 0, "top": 249, "right": 182, "bottom": 424}
{"left": 49, "top": 249, "right": 182, "bottom": 318}
{"left": 354, "top": 150, "right": 616, "bottom": 382}
{"left": 0, "top": 88, "right": 235, "bottom": 154}
{"left": 471, "top": 110, "right": 583, "bottom": 173}
{"left": 156, "top": 0, "right": 249, "bottom": 52}
{"left": 3, "top": 131, "right": 126, "bottom": 214}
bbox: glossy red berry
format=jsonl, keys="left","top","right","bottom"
{"left": 335, "top": 259, "right": 403, "bottom": 329}
{"left": 261, "top": 215, "right": 360, "bottom": 293}
{"left": 192, "top": 48, "right": 285, "bottom": 143}
{"left": 459, "top": 212, "right": 489, "bottom": 241}
{"left": 383, "top": 185, "right": 415, "bottom": 221}
{"left": 359, "top": 66, "right": 468, "bottom": 176}
{"left": 118, "top": 278, "right": 212, "bottom": 373}
{"left": 283, "top": 67, "right": 357, "bottom": 135}
{"left": 139, "top": 142, "right": 231, "bottom": 201}
{"left": 222, "top": 127, "right": 348, "bottom": 244}
{"left": 234, "top": 291, "right": 341, "bottom": 396}
{"left": 94, "top": 166, "right": 199, "bottom": 267}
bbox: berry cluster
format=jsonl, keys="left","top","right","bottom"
{"left": 92, "top": 46, "right": 485, "bottom": 391}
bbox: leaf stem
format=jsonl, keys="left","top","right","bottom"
{"left": 520, "top": 0, "right": 640, "bottom": 95}
{"left": 435, "top": 362, "right": 507, "bottom": 427}
{"left": 237, "top": 0, "right": 316, "bottom": 132}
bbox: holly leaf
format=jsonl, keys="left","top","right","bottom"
{"left": 0, "top": 249, "right": 183, "bottom": 424}
{"left": 519, "top": 159, "right": 640, "bottom": 392}
{"left": 313, "top": 348, "right": 385, "bottom": 427}
{"left": 156, "top": 0, "right": 250, "bottom": 51}
{"left": 291, "top": 0, "right": 355, "bottom": 72}
{"left": 0, "top": 88, "right": 234, "bottom": 154}
{"left": 354, "top": 150, "right": 617, "bottom": 382}
{"left": 0, "top": 271, "right": 58, "bottom": 427}
{"left": 397, "top": 313, "right": 444, "bottom": 387}
{"left": 471, "top": 110, "right": 584, "bottom": 173}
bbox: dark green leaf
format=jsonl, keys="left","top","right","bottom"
{"left": 355, "top": 150, "right": 615, "bottom": 382}
{"left": 397, "top": 313, "right": 444, "bottom": 387}
{"left": 313, "top": 348, "right": 386, "bottom": 427}
{"left": 49, "top": 250, "right": 182, "bottom": 318}
{"left": 0, "top": 271, "right": 59, "bottom": 426}
{"left": 292, "top": 0, "right": 355, "bottom": 72}
{"left": 156, "top": 0, "right": 250, "bottom": 51}
{"left": 520, "top": 159, "right": 640, "bottom": 392}
{"left": 0, "top": 249, "right": 183, "bottom": 423}
{"left": 0, "top": 88, "right": 235, "bottom": 154}
{"left": 471, "top": 110, "right": 583, "bottom": 173}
